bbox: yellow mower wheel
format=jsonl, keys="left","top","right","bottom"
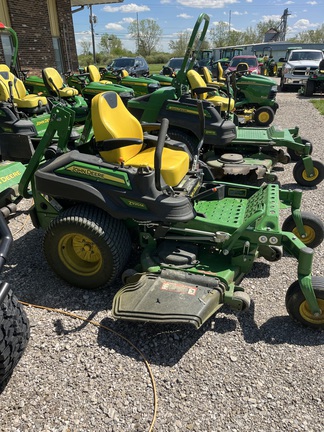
{"left": 43, "top": 205, "right": 131, "bottom": 289}
{"left": 286, "top": 277, "right": 324, "bottom": 328}
{"left": 282, "top": 211, "right": 324, "bottom": 249}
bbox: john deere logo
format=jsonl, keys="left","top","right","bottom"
{"left": 0, "top": 170, "right": 21, "bottom": 184}
{"left": 58, "top": 162, "right": 132, "bottom": 189}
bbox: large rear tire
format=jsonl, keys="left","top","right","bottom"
{"left": 167, "top": 128, "right": 198, "bottom": 156}
{"left": 43, "top": 205, "right": 132, "bottom": 289}
{"left": 0, "top": 290, "right": 30, "bottom": 388}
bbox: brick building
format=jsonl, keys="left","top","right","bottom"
{"left": 0, "top": 0, "right": 79, "bottom": 76}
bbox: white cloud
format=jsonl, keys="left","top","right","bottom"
{"left": 293, "top": 18, "right": 320, "bottom": 29}
{"left": 306, "top": 1, "right": 317, "bottom": 4}
{"left": 246, "top": 0, "right": 253, "bottom": 3}
{"left": 177, "top": 13, "right": 193, "bottom": 19}
{"left": 176, "top": 0, "right": 238, "bottom": 8}
{"left": 232, "top": 11, "right": 248, "bottom": 15}
{"left": 105, "top": 23, "right": 124, "bottom": 30}
{"left": 103, "top": 3, "right": 150, "bottom": 13}
{"left": 261, "top": 14, "right": 282, "bottom": 21}
{"left": 121, "top": 17, "right": 135, "bottom": 23}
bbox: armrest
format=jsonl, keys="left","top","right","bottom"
{"left": 98, "top": 138, "right": 143, "bottom": 151}
{"left": 141, "top": 122, "right": 161, "bottom": 132}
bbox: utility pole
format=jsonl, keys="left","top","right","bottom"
{"left": 89, "top": 5, "right": 97, "bottom": 64}
{"left": 228, "top": 10, "right": 231, "bottom": 39}
{"left": 136, "top": 12, "right": 140, "bottom": 54}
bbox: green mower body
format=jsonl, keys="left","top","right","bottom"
{"left": 100, "top": 69, "right": 161, "bottom": 96}
{"left": 18, "top": 96, "right": 324, "bottom": 330}
{"left": 127, "top": 14, "right": 323, "bottom": 187}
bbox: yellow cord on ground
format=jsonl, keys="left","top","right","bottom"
{"left": 19, "top": 300, "right": 158, "bottom": 432}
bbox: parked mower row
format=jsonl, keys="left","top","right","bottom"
{"left": 0, "top": 13, "right": 324, "bottom": 391}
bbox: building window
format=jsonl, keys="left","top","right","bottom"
{"left": 0, "top": 33, "right": 13, "bottom": 66}
{"left": 52, "top": 37, "right": 63, "bottom": 73}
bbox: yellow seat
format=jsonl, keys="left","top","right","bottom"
{"left": 200, "top": 66, "right": 226, "bottom": 88}
{"left": 42, "top": 67, "right": 79, "bottom": 98}
{"left": 187, "top": 69, "right": 234, "bottom": 112}
{"left": 0, "top": 64, "right": 48, "bottom": 112}
{"left": 91, "top": 91, "right": 189, "bottom": 187}
{"left": 236, "top": 62, "right": 249, "bottom": 73}
{"left": 87, "top": 65, "right": 113, "bottom": 85}
{"left": 216, "top": 62, "right": 226, "bottom": 82}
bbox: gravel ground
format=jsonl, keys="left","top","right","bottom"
{"left": 0, "top": 87, "right": 323, "bottom": 432}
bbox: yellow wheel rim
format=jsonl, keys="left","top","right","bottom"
{"left": 58, "top": 233, "right": 102, "bottom": 276}
{"left": 258, "top": 111, "right": 270, "bottom": 124}
{"left": 299, "top": 298, "right": 324, "bottom": 324}
{"left": 302, "top": 167, "right": 319, "bottom": 182}
{"left": 292, "top": 225, "right": 316, "bottom": 245}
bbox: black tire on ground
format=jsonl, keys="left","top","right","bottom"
{"left": 279, "top": 79, "right": 288, "bottom": 92}
{"left": 304, "top": 80, "right": 315, "bottom": 97}
{"left": 43, "top": 205, "right": 132, "bottom": 289}
{"left": 287, "top": 138, "right": 313, "bottom": 162}
{"left": 167, "top": 128, "right": 198, "bottom": 156}
{"left": 285, "top": 276, "right": 324, "bottom": 329}
{"left": 292, "top": 158, "right": 324, "bottom": 187}
{"left": 254, "top": 106, "right": 275, "bottom": 127}
{"left": 282, "top": 211, "right": 324, "bottom": 249}
{"left": 0, "top": 290, "right": 30, "bottom": 388}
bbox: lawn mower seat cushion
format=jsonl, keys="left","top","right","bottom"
{"left": 91, "top": 91, "right": 189, "bottom": 187}
{"left": 200, "top": 66, "right": 224, "bottom": 88}
{"left": 216, "top": 62, "right": 226, "bottom": 82}
{"left": 87, "top": 65, "right": 112, "bottom": 85}
{"left": 0, "top": 64, "right": 48, "bottom": 111}
{"left": 187, "top": 69, "right": 234, "bottom": 112}
{"left": 42, "top": 67, "right": 78, "bottom": 98}
{"left": 236, "top": 62, "right": 249, "bottom": 74}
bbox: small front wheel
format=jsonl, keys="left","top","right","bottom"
{"left": 293, "top": 158, "right": 324, "bottom": 187}
{"left": 287, "top": 137, "right": 313, "bottom": 162}
{"left": 282, "top": 211, "right": 324, "bottom": 249}
{"left": 286, "top": 277, "right": 324, "bottom": 329}
{"left": 254, "top": 106, "right": 275, "bottom": 127}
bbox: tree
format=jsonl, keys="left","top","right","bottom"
{"left": 100, "top": 34, "right": 123, "bottom": 55}
{"left": 169, "top": 31, "right": 191, "bottom": 56}
{"left": 209, "top": 21, "right": 232, "bottom": 47}
{"left": 255, "top": 19, "right": 281, "bottom": 42}
{"left": 128, "top": 19, "right": 162, "bottom": 56}
{"left": 288, "top": 24, "right": 324, "bottom": 43}
{"left": 80, "top": 40, "right": 91, "bottom": 55}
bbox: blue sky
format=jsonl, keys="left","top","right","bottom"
{"left": 72, "top": 0, "right": 323, "bottom": 54}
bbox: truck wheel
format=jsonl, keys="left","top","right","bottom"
{"left": 285, "top": 277, "right": 324, "bottom": 329}
{"left": 293, "top": 158, "right": 324, "bottom": 187}
{"left": 167, "top": 128, "right": 198, "bottom": 156}
{"left": 43, "top": 205, "right": 131, "bottom": 289}
{"left": 279, "top": 79, "right": 288, "bottom": 92}
{"left": 282, "top": 211, "right": 324, "bottom": 249}
{"left": 304, "top": 80, "right": 315, "bottom": 97}
{"left": 0, "top": 290, "right": 30, "bottom": 387}
{"left": 254, "top": 106, "right": 275, "bottom": 127}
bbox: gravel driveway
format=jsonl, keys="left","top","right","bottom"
{"left": 0, "top": 89, "right": 323, "bottom": 432}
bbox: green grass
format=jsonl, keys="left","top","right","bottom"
{"left": 149, "top": 63, "right": 164, "bottom": 74}
{"left": 310, "top": 99, "right": 324, "bottom": 115}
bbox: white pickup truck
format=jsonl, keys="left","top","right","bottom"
{"left": 279, "top": 49, "right": 324, "bottom": 91}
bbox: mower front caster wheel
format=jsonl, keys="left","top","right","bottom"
{"left": 293, "top": 158, "right": 324, "bottom": 187}
{"left": 233, "top": 291, "right": 251, "bottom": 311}
{"left": 282, "top": 211, "right": 324, "bottom": 249}
{"left": 43, "top": 205, "right": 132, "bottom": 289}
{"left": 287, "top": 138, "right": 313, "bottom": 162}
{"left": 286, "top": 277, "right": 324, "bottom": 329}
